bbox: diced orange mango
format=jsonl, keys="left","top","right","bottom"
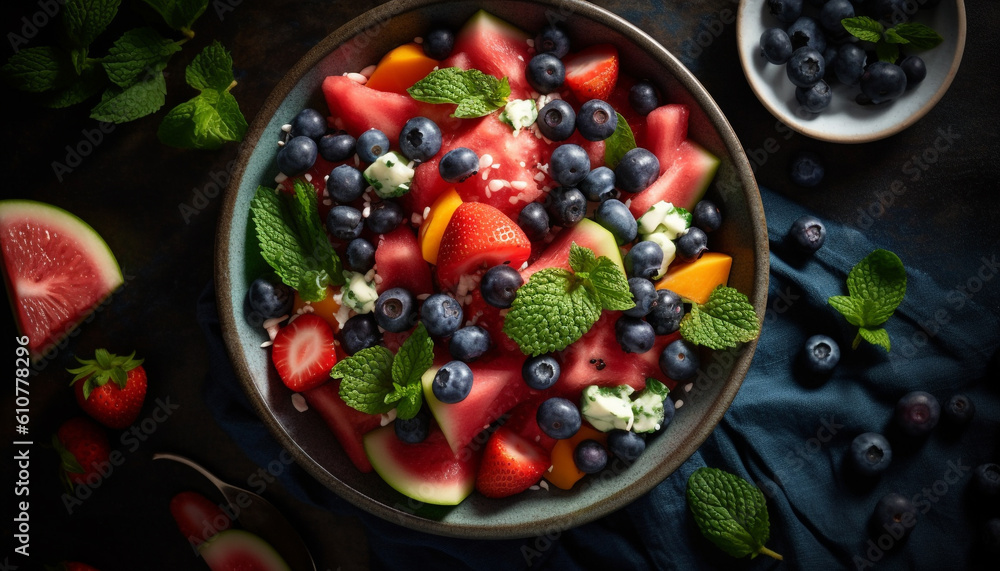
{"left": 418, "top": 187, "right": 463, "bottom": 264}
{"left": 292, "top": 286, "right": 342, "bottom": 332}
{"left": 364, "top": 43, "right": 440, "bottom": 94}
{"left": 655, "top": 252, "right": 732, "bottom": 304}
{"left": 543, "top": 426, "right": 609, "bottom": 490}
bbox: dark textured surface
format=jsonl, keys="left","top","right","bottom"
{"left": 0, "top": 0, "right": 996, "bottom": 569}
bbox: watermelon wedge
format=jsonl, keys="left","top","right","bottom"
{"left": 626, "top": 140, "right": 720, "bottom": 217}
{"left": 521, "top": 218, "right": 624, "bottom": 282}
{"left": 0, "top": 200, "right": 123, "bottom": 359}
{"left": 444, "top": 10, "right": 533, "bottom": 98}
{"left": 302, "top": 380, "right": 383, "bottom": 473}
{"left": 374, "top": 226, "right": 434, "bottom": 296}
{"left": 198, "top": 529, "right": 291, "bottom": 571}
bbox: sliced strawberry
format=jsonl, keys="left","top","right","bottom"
{"left": 475, "top": 424, "right": 551, "bottom": 498}
{"left": 563, "top": 44, "right": 619, "bottom": 102}
{"left": 271, "top": 314, "right": 338, "bottom": 392}
{"left": 435, "top": 202, "right": 531, "bottom": 290}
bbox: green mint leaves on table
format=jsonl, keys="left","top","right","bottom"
{"left": 841, "top": 16, "right": 943, "bottom": 64}
{"left": 504, "top": 243, "right": 635, "bottom": 356}
{"left": 408, "top": 67, "right": 511, "bottom": 118}
{"left": 828, "top": 248, "right": 906, "bottom": 352}
{"left": 686, "top": 467, "right": 784, "bottom": 561}
{"left": 679, "top": 285, "right": 760, "bottom": 350}
{"left": 603, "top": 112, "right": 636, "bottom": 170}
{"left": 250, "top": 181, "right": 345, "bottom": 302}
{"left": 335, "top": 323, "right": 435, "bottom": 419}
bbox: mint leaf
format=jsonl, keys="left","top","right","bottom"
{"left": 857, "top": 327, "right": 891, "bottom": 351}
{"left": 827, "top": 295, "right": 863, "bottom": 327}
{"left": 679, "top": 285, "right": 760, "bottom": 350}
{"left": 504, "top": 267, "right": 602, "bottom": 356}
{"left": 884, "top": 27, "right": 909, "bottom": 44}
{"left": 2, "top": 47, "right": 77, "bottom": 93}
{"left": 604, "top": 112, "right": 636, "bottom": 170}
{"left": 408, "top": 67, "right": 510, "bottom": 118}
{"left": 387, "top": 382, "right": 423, "bottom": 420}
{"left": 568, "top": 242, "right": 598, "bottom": 274}
{"left": 334, "top": 346, "right": 396, "bottom": 415}
{"left": 842, "top": 16, "right": 883, "bottom": 43}
{"left": 829, "top": 249, "right": 906, "bottom": 351}
{"left": 891, "top": 22, "right": 943, "bottom": 50}
{"left": 686, "top": 467, "right": 783, "bottom": 561}
{"left": 65, "top": 0, "right": 121, "bottom": 49}
{"left": 103, "top": 27, "right": 181, "bottom": 88}
{"left": 391, "top": 323, "right": 434, "bottom": 389}
{"left": 186, "top": 40, "right": 236, "bottom": 92}
{"left": 876, "top": 41, "right": 899, "bottom": 64}
{"left": 90, "top": 71, "right": 166, "bottom": 122}
{"left": 290, "top": 179, "right": 343, "bottom": 284}
{"left": 590, "top": 257, "right": 634, "bottom": 311}
{"left": 141, "top": 0, "right": 209, "bottom": 37}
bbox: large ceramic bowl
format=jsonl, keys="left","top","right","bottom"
{"left": 217, "top": 0, "right": 767, "bottom": 539}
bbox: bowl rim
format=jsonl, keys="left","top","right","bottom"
{"left": 735, "top": 0, "right": 967, "bottom": 144}
{"left": 216, "top": 0, "right": 769, "bottom": 538}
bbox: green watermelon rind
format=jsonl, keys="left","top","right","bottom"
{"left": 198, "top": 529, "right": 292, "bottom": 571}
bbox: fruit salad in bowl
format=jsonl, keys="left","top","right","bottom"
{"left": 217, "top": 0, "right": 766, "bottom": 538}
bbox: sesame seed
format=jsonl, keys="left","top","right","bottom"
{"left": 422, "top": 206, "right": 431, "bottom": 219}
{"left": 512, "top": 180, "right": 528, "bottom": 190}
{"left": 347, "top": 72, "right": 367, "bottom": 84}
{"left": 291, "top": 393, "right": 308, "bottom": 412}
{"left": 675, "top": 400, "right": 684, "bottom": 409}
{"left": 359, "top": 64, "right": 377, "bottom": 78}
{"left": 479, "top": 154, "right": 494, "bottom": 169}
{"left": 684, "top": 383, "right": 694, "bottom": 392}
{"left": 488, "top": 179, "right": 505, "bottom": 192}
{"left": 281, "top": 124, "right": 292, "bottom": 132}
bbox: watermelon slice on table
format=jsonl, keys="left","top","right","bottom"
{"left": 302, "top": 380, "right": 383, "bottom": 473}
{"left": 0, "top": 200, "right": 123, "bottom": 359}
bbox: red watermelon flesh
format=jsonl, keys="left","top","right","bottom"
{"left": 445, "top": 10, "right": 533, "bottom": 99}
{"left": 626, "top": 140, "right": 719, "bottom": 217}
{"left": 462, "top": 289, "right": 519, "bottom": 357}
{"left": 375, "top": 226, "right": 434, "bottom": 295}
{"left": 646, "top": 104, "right": 690, "bottom": 175}
{"left": 520, "top": 218, "right": 624, "bottom": 282}
{"left": 303, "top": 380, "right": 383, "bottom": 473}
{"left": 500, "top": 397, "right": 558, "bottom": 453}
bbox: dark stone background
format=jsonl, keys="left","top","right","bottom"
{"left": 1, "top": 0, "right": 996, "bottom": 568}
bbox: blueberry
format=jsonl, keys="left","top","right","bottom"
{"left": 536, "top": 397, "right": 582, "bottom": 439}
{"left": 899, "top": 56, "right": 926, "bottom": 88}
{"left": 526, "top": 53, "right": 565, "bottom": 94}
{"left": 660, "top": 339, "right": 699, "bottom": 380}
{"left": 573, "top": 439, "right": 608, "bottom": 474}
{"left": 871, "top": 493, "right": 917, "bottom": 541}
{"left": 432, "top": 361, "right": 474, "bottom": 403}
{"left": 423, "top": 28, "right": 454, "bottom": 59}
{"left": 545, "top": 186, "right": 587, "bottom": 227}
{"left": 439, "top": 147, "right": 479, "bottom": 183}
{"left": 675, "top": 227, "right": 709, "bottom": 261}
{"left": 760, "top": 27, "right": 794, "bottom": 65}
{"left": 615, "top": 147, "right": 660, "bottom": 193}
{"left": 420, "top": 293, "right": 464, "bottom": 338}
{"left": 318, "top": 131, "right": 356, "bottom": 162}
{"left": 536, "top": 99, "right": 576, "bottom": 141}
{"left": 823, "top": 46, "right": 839, "bottom": 80}
{"left": 802, "top": 334, "right": 840, "bottom": 374}
{"left": 629, "top": 80, "right": 660, "bottom": 116}
{"left": 860, "top": 62, "right": 906, "bottom": 104}
{"left": 595, "top": 199, "right": 638, "bottom": 245}
{"left": 894, "top": 390, "right": 941, "bottom": 436}
{"left": 345, "top": 238, "right": 376, "bottom": 273}
{"left": 647, "top": 289, "right": 684, "bottom": 335}
{"left": 692, "top": 200, "right": 722, "bottom": 233}
{"left": 289, "top": 108, "right": 327, "bottom": 140}
{"left": 522, "top": 354, "right": 561, "bottom": 390}
{"left": 480, "top": 264, "right": 523, "bottom": 309}
{"left": 399, "top": 116, "right": 442, "bottom": 162}
{"left": 615, "top": 315, "right": 655, "bottom": 354}
{"left": 339, "top": 313, "right": 382, "bottom": 355}
{"left": 449, "top": 325, "right": 491, "bottom": 362}
{"left": 534, "top": 26, "right": 570, "bottom": 58}
{"left": 835, "top": 43, "right": 867, "bottom": 86}
{"left": 624, "top": 241, "right": 664, "bottom": 279}
{"left": 607, "top": 429, "right": 646, "bottom": 462}
{"left": 790, "top": 151, "right": 824, "bottom": 187}
{"left": 943, "top": 393, "right": 975, "bottom": 426}
{"left": 786, "top": 47, "right": 826, "bottom": 88}
{"left": 517, "top": 202, "right": 550, "bottom": 241}
{"left": 326, "top": 164, "right": 366, "bottom": 203}
{"left": 576, "top": 99, "right": 618, "bottom": 142}
{"left": 849, "top": 432, "right": 893, "bottom": 477}
{"left": 787, "top": 16, "right": 826, "bottom": 52}
{"left": 788, "top": 214, "right": 826, "bottom": 253}
{"left": 549, "top": 144, "right": 591, "bottom": 187}
{"left": 374, "top": 287, "right": 417, "bottom": 333}
{"left": 326, "top": 205, "right": 364, "bottom": 241}
{"left": 246, "top": 275, "right": 293, "bottom": 322}
{"left": 796, "top": 80, "right": 832, "bottom": 113}
{"left": 624, "top": 277, "right": 658, "bottom": 318}
{"left": 767, "top": 0, "right": 803, "bottom": 23}
{"left": 579, "top": 166, "right": 617, "bottom": 202}
{"left": 366, "top": 200, "right": 405, "bottom": 234}
{"left": 973, "top": 463, "right": 1000, "bottom": 501}
{"left": 356, "top": 129, "right": 390, "bottom": 163}
{"left": 819, "top": 0, "right": 854, "bottom": 33}
{"left": 277, "top": 136, "right": 318, "bottom": 176}
{"left": 394, "top": 408, "right": 430, "bottom": 443}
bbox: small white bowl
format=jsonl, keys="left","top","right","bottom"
{"left": 736, "top": 0, "right": 966, "bottom": 143}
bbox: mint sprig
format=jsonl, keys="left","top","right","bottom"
{"left": 504, "top": 243, "right": 634, "bottom": 356}
{"left": 407, "top": 67, "right": 510, "bottom": 118}
{"left": 828, "top": 249, "right": 906, "bottom": 352}
{"left": 686, "top": 467, "right": 783, "bottom": 561}
{"left": 603, "top": 112, "right": 636, "bottom": 170}
{"left": 842, "top": 16, "right": 943, "bottom": 63}
{"left": 679, "top": 285, "right": 760, "bottom": 350}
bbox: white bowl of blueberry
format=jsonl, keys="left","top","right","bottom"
{"left": 737, "top": 0, "right": 966, "bottom": 143}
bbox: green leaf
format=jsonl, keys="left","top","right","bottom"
{"left": 296, "top": 270, "right": 329, "bottom": 303}
{"left": 290, "top": 179, "right": 343, "bottom": 285}
{"left": 589, "top": 257, "right": 635, "bottom": 311}
{"left": 42, "top": 61, "right": 106, "bottom": 108}
{"left": 103, "top": 27, "right": 181, "bottom": 88}
{"left": 568, "top": 242, "right": 597, "bottom": 274}
{"left": 841, "top": 16, "right": 884, "bottom": 43}
{"left": 90, "top": 70, "right": 166, "bottom": 122}
{"left": 857, "top": 327, "right": 891, "bottom": 351}
{"left": 65, "top": 0, "right": 121, "bottom": 49}
{"left": 828, "top": 249, "right": 906, "bottom": 352}
{"left": 408, "top": 67, "right": 509, "bottom": 118}
{"left": 333, "top": 346, "right": 396, "bottom": 415}
{"left": 1, "top": 46, "right": 77, "bottom": 93}
{"left": 387, "top": 382, "right": 423, "bottom": 420}
{"left": 186, "top": 40, "right": 235, "bottom": 92}
{"left": 141, "top": 0, "right": 210, "bottom": 36}
{"left": 157, "top": 89, "right": 246, "bottom": 149}
{"left": 504, "top": 267, "right": 602, "bottom": 356}
{"left": 680, "top": 285, "right": 760, "bottom": 350}
{"left": 603, "top": 112, "right": 636, "bottom": 170}
{"left": 876, "top": 41, "right": 899, "bottom": 64}
{"left": 827, "top": 295, "right": 864, "bottom": 327}
{"left": 391, "top": 323, "right": 434, "bottom": 389}
{"left": 891, "top": 22, "right": 944, "bottom": 50}
{"left": 884, "top": 27, "right": 909, "bottom": 44}
{"left": 686, "top": 467, "right": 782, "bottom": 560}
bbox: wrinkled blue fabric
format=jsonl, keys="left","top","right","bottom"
{"left": 198, "top": 186, "right": 999, "bottom": 570}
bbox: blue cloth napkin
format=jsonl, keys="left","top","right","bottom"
{"left": 198, "top": 186, "right": 1000, "bottom": 570}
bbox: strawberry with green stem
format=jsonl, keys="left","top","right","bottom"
{"left": 68, "top": 349, "right": 147, "bottom": 429}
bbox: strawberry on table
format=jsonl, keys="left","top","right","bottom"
{"left": 563, "top": 44, "right": 620, "bottom": 102}
{"left": 435, "top": 202, "right": 531, "bottom": 290}
{"left": 271, "top": 313, "right": 338, "bottom": 392}
{"left": 475, "top": 425, "right": 551, "bottom": 498}
{"left": 68, "top": 349, "right": 147, "bottom": 429}
{"left": 53, "top": 417, "right": 111, "bottom": 488}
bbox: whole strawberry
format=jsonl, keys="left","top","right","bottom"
{"left": 53, "top": 417, "right": 110, "bottom": 488}
{"left": 68, "top": 349, "right": 147, "bottom": 429}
